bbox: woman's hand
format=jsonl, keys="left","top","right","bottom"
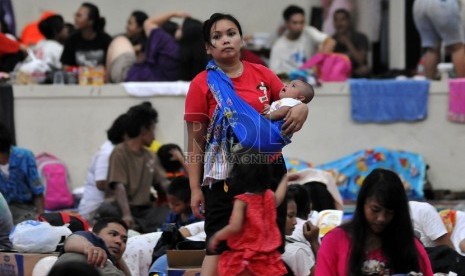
{"left": 190, "top": 187, "right": 205, "bottom": 219}
{"left": 84, "top": 245, "right": 108, "bottom": 268}
{"left": 175, "top": 11, "right": 191, "bottom": 18}
{"left": 281, "top": 103, "right": 308, "bottom": 135}
{"left": 262, "top": 104, "right": 271, "bottom": 115}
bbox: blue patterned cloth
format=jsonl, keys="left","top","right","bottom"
{"left": 316, "top": 147, "right": 426, "bottom": 201}
{"left": 350, "top": 79, "right": 430, "bottom": 122}
{"left": 0, "top": 147, "right": 44, "bottom": 203}
{"left": 203, "top": 61, "right": 289, "bottom": 184}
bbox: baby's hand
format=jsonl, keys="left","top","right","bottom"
{"left": 262, "top": 104, "right": 270, "bottom": 114}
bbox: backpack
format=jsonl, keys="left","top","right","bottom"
{"left": 300, "top": 53, "right": 352, "bottom": 82}
{"left": 36, "top": 152, "right": 74, "bottom": 211}
{"left": 37, "top": 212, "right": 89, "bottom": 233}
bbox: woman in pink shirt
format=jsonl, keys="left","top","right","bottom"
{"left": 315, "top": 168, "right": 433, "bottom": 276}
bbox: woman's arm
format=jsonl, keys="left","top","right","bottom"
{"left": 143, "top": 11, "right": 190, "bottom": 37}
{"left": 319, "top": 37, "right": 336, "bottom": 53}
{"left": 208, "top": 199, "right": 246, "bottom": 252}
{"left": 186, "top": 121, "right": 207, "bottom": 219}
{"left": 281, "top": 103, "right": 309, "bottom": 135}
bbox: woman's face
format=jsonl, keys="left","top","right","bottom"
{"left": 285, "top": 200, "right": 298, "bottom": 235}
{"left": 126, "top": 15, "right": 141, "bottom": 38}
{"left": 363, "top": 197, "right": 394, "bottom": 234}
{"left": 74, "top": 6, "right": 91, "bottom": 30}
{"left": 206, "top": 19, "right": 242, "bottom": 62}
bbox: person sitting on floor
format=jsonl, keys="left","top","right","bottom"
{"left": 0, "top": 191, "right": 13, "bottom": 250}
{"left": 95, "top": 104, "right": 169, "bottom": 233}
{"left": 156, "top": 143, "right": 187, "bottom": 180}
{"left": 164, "top": 176, "right": 201, "bottom": 229}
{"left": 409, "top": 200, "right": 454, "bottom": 248}
{"left": 52, "top": 217, "right": 130, "bottom": 276}
{"left": 0, "top": 122, "right": 44, "bottom": 224}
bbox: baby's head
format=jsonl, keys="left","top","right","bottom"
{"left": 279, "top": 80, "right": 314, "bottom": 104}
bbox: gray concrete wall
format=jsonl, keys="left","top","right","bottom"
{"left": 12, "top": 81, "right": 464, "bottom": 192}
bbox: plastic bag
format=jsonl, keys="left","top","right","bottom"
{"left": 16, "top": 49, "right": 50, "bottom": 84}
{"left": 9, "top": 220, "right": 72, "bottom": 253}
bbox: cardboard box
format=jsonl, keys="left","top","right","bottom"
{"left": 167, "top": 250, "right": 205, "bottom": 276}
{"left": 0, "top": 252, "right": 58, "bottom": 276}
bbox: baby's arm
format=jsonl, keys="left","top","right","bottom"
{"left": 208, "top": 199, "right": 247, "bottom": 252}
{"left": 265, "top": 106, "right": 292, "bottom": 121}
{"left": 274, "top": 174, "right": 289, "bottom": 206}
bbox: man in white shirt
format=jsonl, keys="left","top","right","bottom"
{"left": 270, "top": 5, "right": 335, "bottom": 75}
{"left": 409, "top": 201, "right": 454, "bottom": 248}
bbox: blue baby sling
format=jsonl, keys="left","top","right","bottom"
{"left": 206, "top": 61, "right": 290, "bottom": 153}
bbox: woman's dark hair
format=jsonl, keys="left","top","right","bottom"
{"left": 167, "top": 176, "right": 191, "bottom": 204}
{"left": 157, "top": 143, "right": 183, "bottom": 173}
{"left": 0, "top": 123, "right": 12, "bottom": 153}
{"left": 227, "top": 150, "right": 275, "bottom": 193}
{"left": 106, "top": 113, "right": 128, "bottom": 145}
{"left": 131, "top": 10, "right": 148, "bottom": 29}
{"left": 283, "top": 5, "right": 305, "bottom": 21}
{"left": 161, "top": 21, "right": 179, "bottom": 37}
{"left": 128, "top": 10, "right": 148, "bottom": 47}
{"left": 287, "top": 184, "right": 311, "bottom": 220}
{"left": 341, "top": 168, "right": 419, "bottom": 275}
{"left": 302, "top": 182, "right": 336, "bottom": 211}
{"left": 202, "top": 13, "right": 242, "bottom": 47}
{"left": 93, "top": 217, "right": 128, "bottom": 234}
{"left": 179, "top": 17, "right": 208, "bottom": 80}
{"left": 38, "top": 15, "right": 65, "bottom": 40}
{"left": 81, "top": 2, "right": 105, "bottom": 32}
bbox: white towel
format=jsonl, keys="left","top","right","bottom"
{"left": 122, "top": 81, "right": 190, "bottom": 97}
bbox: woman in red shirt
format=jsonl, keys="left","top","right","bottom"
{"left": 184, "top": 12, "right": 308, "bottom": 276}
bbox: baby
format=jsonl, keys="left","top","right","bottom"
{"left": 263, "top": 79, "right": 314, "bottom": 121}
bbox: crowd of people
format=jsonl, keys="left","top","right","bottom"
{"left": 1, "top": 2, "right": 465, "bottom": 276}
{"left": 3, "top": 2, "right": 464, "bottom": 82}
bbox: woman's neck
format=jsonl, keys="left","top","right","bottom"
{"left": 81, "top": 27, "right": 97, "bottom": 40}
{"left": 217, "top": 60, "right": 243, "bottom": 78}
{"left": 365, "top": 231, "right": 382, "bottom": 252}
{"left": 0, "top": 152, "right": 9, "bottom": 165}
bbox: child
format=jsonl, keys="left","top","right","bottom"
{"left": 263, "top": 79, "right": 314, "bottom": 121}
{"left": 157, "top": 143, "right": 187, "bottom": 180}
{"left": 208, "top": 156, "right": 288, "bottom": 276}
{"left": 164, "top": 176, "right": 201, "bottom": 229}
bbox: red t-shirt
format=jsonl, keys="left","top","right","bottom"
{"left": 184, "top": 61, "right": 283, "bottom": 123}
{"left": 0, "top": 33, "right": 20, "bottom": 56}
